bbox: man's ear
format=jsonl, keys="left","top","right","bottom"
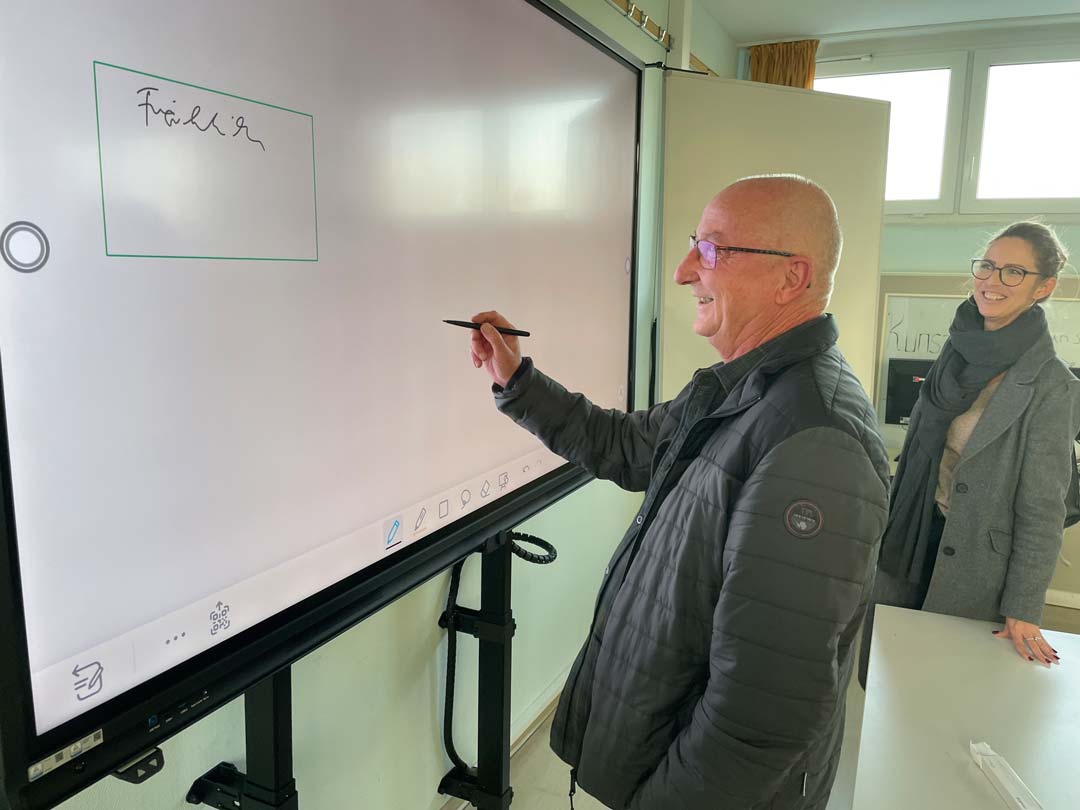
{"left": 776, "top": 257, "right": 813, "bottom": 304}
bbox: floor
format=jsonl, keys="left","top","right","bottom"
{"left": 508, "top": 718, "right": 604, "bottom": 810}
{"left": 502, "top": 606, "right": 1080, "bottom": 810}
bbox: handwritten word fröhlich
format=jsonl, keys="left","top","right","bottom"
{"left": 136, "top": 86, "right": 266, "bottom": 152}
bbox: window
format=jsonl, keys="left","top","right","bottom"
{"left": 963, "top": 45, "right": 1080, "bottom": 213}
{"left": 814, "top": 52, "right": 968, "bottom": 215}
{"left": 815, "top": 70, "right": 950, "bottom": 201}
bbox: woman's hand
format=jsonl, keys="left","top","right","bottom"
{"left": 993, "top": 617, "right": 1060, "bottom": 667}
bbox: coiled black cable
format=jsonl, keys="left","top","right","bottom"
{"left": 507, "top": 532, "right": 557, "bottom": 566}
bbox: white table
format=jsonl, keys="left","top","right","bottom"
{"left": 852, "top": 605, "right": 1080, "bottom": 809}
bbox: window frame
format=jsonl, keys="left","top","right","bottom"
{"left": 814, "top": 51, "right": 969, "bottom": 215}
{"left": 960, "top": 43, "right": 1080, "bottom": 215}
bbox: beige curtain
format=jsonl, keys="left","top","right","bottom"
{"left": 749, "top": 39, "right": 820, "bottom": 89}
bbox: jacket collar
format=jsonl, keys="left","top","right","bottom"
{"left": 693, "top": 314, "right": 838, "bottom": 413}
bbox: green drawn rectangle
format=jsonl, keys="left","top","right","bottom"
{"left": 92, "top": 60, "right": 319, "bottom": 262}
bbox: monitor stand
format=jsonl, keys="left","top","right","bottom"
{"left": 186, "top": 668, "right": 297, "bottom": 810}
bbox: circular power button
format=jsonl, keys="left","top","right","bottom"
{"left": 2, "top": 221, "right": 50, "bottom": 273}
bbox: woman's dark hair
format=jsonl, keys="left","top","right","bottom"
{"left": 990, "top": 220, "right": 1069, "bottom": 280}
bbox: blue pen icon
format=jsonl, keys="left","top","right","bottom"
{"left": 386, "top": 519, "right": 400, "bottom": 548}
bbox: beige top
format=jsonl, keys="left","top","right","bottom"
{"left": 935, "top": 373, "right": 1006, "bottom": 514}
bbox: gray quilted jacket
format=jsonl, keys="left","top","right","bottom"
{"left": 494, "top": 315, "right": 889, "bottom": 810}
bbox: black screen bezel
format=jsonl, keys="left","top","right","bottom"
{"left": 0, "top": 2, "right": 646, "bottom": 808}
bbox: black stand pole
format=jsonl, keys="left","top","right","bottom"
{"left": 438, "top": 532, "right": 516, "bottom": 809}
{"left": 186, "top": 668, "right": 299, "bottom": 810}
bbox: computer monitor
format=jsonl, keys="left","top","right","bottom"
{"left": 885, "top": 358, "right": 935, "bottom": 426}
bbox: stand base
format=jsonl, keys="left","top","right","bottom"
{"left": 186, "top": 761, "right": 299, "bottom": 810}
{"left": 439, "top": 766, "right": 513, "bottom": 810}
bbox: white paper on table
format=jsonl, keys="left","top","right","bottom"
{"left": 969, "top": 741, "right": 1044, "bottom": 810}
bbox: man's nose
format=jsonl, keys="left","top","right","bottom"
{"left": 674, "top": 250, "right": 699, "bottom": 285}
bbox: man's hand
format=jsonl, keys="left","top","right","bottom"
{"left": 993, "top": 617, "right": 1061, "bottom": 667}
{"left": 468, "top": 310, "right": 522, "bottom": 388}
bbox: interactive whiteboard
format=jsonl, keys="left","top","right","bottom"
{"left": 0, "top": 0, "right": 637, "bottom": 744}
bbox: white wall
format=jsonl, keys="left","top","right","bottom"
{"left": 692, "top": 3, "right": 740, "bottom": 76}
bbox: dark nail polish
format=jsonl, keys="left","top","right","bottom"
{"left": 1028, "top": 657, "right": 1034, "bottom": 661}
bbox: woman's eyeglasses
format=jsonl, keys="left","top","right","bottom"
{"left": 971, "top": 259, "right": 1043, "bottom": 287}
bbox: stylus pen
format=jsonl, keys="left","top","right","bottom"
{"left": 443, "top": 319, "right": 531, "bottom": 337}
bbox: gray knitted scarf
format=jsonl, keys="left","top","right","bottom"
{"left": 879, "top": 297, "right": 1048, "bottom": 583}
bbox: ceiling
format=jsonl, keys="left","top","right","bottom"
{"left": 698, "top": 0, "right": 1080, "bottom": 45}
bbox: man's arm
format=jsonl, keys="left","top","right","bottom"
{"left": 495, "top": 357, "right": 668, "bottom": 492}
{"left": 629, "top": 427, "right": 887, "bottom": 809}
{"left": 467, "top": 310, "right": 669, "bottom": 492}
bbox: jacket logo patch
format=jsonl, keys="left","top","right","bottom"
{"left": 785, "top": 500, "right": 823, "bottom": 538}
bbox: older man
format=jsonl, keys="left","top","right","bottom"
{"left": 469, "top": 175, "right": 889, "bottom": 810}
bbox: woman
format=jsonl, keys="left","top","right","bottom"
{"left": 860, "top": 221, "right": 1080, "bottom": 686}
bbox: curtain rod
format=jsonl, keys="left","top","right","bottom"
{"left": 816, "top": 54, "right": 873, "bottom": 64}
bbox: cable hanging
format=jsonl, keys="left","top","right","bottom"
{"left": 440, "top": 532, "right": 557, "bottom": 773}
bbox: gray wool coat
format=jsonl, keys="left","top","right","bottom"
{"left": 879, "top": 330, "right": 1080, "bottom": 625}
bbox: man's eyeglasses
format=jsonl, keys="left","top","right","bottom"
{"left": 970, "top": 259, "right": 1044, "bottom": 287}
{"left": 689, "top": 235, "right": 795, "bottom": 271}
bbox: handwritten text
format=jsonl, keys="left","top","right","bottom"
{"left": 136, "top": 86, "right": 266, "bottom": 152}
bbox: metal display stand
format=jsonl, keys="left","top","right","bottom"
{"left": 183, "top": 529, "right": 542, "bottom": 810}
{"left": 437, "top": 532, "right": 516, "bottom": 810}
{"left": 186, "top": 669, "right": 298, "bottom": 810}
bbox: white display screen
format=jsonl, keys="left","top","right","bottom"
{"left": 0, "top": 0, "right": 636, "bottom": 734}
